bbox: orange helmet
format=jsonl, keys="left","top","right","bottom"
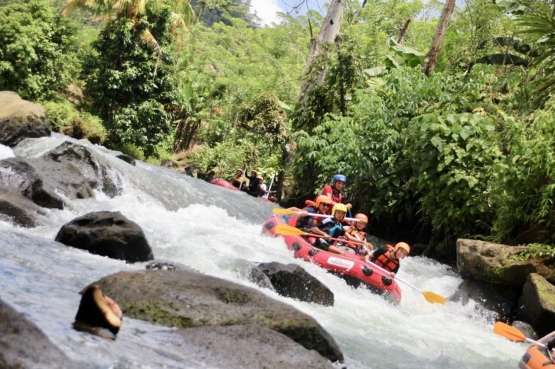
{"left": 332, "top": 203, "right": 348, "bottom": 216}
{"left": 393, "top": 242, "right": 410, "bottom": 254}
{"left": 315, "top": 195, "right": 332, "bottom": 208}
{"left": 354, "top": 213, "right": 369, "bottom": 224}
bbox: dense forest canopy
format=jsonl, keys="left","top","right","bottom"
{"left": 2, "top": 0, "right": 555, "bottom": 262}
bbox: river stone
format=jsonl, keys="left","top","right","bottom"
{"left": 0, "top": 188, "right": 47, "bottom": 227}
{"left": 0, "top": 298, "right": 78, "bottom": 368}
{"left": 92, "top": 269, "right": 344, "bottom": 363}
{"left": 55, "top": 211, "right": 154, "bottom": 262}
{"left": 456, "top": 239, "right": 555, "bottom": 287}
{"left": 254, "top": 262, "right": 334, "bottom": 306}
{"left": 518, "top": 273, "right": 555, "bottom": 337}
{"left": 0, "top": 157, "right": 64, "bottom": 209}
{"left": 0, "top": 91, "right": 51, "bottom": 147}
{"left": 175, "top": 325, "right": 337, "bottom": 369}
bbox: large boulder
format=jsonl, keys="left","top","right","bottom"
{"left": 92, "top": 269, "right": 344, "bottom": 364}
{"left": 0, "top": 188, "right": 47, "bottom": 227}
{"left": 0, "top": 91, "right": 51, "bottom": 147}
{"left": 450, "top": 278, "right": 519, "bottom": 321}
{"left": 456, "top": 239, "right": 555, "bottom": 287}
{"left": 252, "top": 262, "right": 334, "bottom": 307}
{"left": 29, "top": 141, "right": 123, "bottom": 199}
{"left": 0, "top": 298, "right": 78, "bottom": 368}
{"left": 55, "top": 211, "right": 154, "bottom": 262}
{"left": 518, "top": 273, "right": 555, "bottom": 337}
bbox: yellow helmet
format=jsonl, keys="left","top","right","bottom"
{"left": 393, "top": 242, "right": 410, "bottom": 254}
{"left": 332, "top": 203, "right": 348, "bottom": 216}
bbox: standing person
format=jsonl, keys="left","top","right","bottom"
{"left": 368, "top": 242, "right": 410, "bottom": 278}
{"left": 343, "top": 213, "right": 374, "bottom": 256}
{"left": 241, "top": 169, "right": 260, "bottom": 197}
{"left": 230, "top": 168, "right": 245, "bottom": 188}
{"left": 320, "top": 174, "right": 352, "bottom": 213}
{"left": 296, "top": 195, "right": 333, "bottom": 230}
{"left": 309, "top": 203, "right": 349, "bottom": 255}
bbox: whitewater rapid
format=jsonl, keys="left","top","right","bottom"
{"left": 0, "top": 135, "right": 526, "bottom": 368}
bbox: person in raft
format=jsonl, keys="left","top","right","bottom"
{"left": 241, "top": 169, "right": 260, "bottom": 197}
{"left": 309, "top": 203, "right": 350, "bottom": 256}
{"left": 368, "top": 242, "right": 410, "bottom": 278}
{"left": 319, "top": 174, "right": 352, "bottom": 213}
{"left": 343, "top": 213, "right": 374, "bottom": 257}
{"left": 296, "top": 195, "right": 333, "bottom": 230}
{"left": 230, "top": 168, "right": 245, "bottom": 188}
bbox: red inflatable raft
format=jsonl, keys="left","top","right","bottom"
{"left": 519, "top": 331, "right": 555, "bottom": 369}
{"left": 263, "top": 209, "right": 402, "bottom": 304}
{"left": 210, "top": 178, "right": 274, "bottom": 203}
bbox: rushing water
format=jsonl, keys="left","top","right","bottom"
{"left": 0, "top": 135, "right": 526, "bottom": 368}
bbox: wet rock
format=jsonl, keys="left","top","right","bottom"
{"left": 55, "top": 211, "right": 154, "bottom": 262}
{"left": 0, "top": 157, "right": 64, "bottom": 209}
{"left": 248, "top": 264, "right": 276, "bottom": 291}
{"left": 254, "top": 262, "right": 334, "bottom": 307}
{"left": 92, "top": 269, "right": 344, "bottom": 363}
{"left": 145, "top": 260, "right": 196, "bottom": 272}
{"left": 116, "top": 154, "right": 135, "bottom": 166}
{"left": 451, "top": 278, "right": 519, "bottom": 321}
{"left": 159, "top": 159, "right": 177, "bottom": 168}
{"left": 518, "top": 273, "right": 555, "bottom": 337}
{"left": 0, "top": 188, "right": 47, "bottom": 227}
{"left": 512, "top": 320, "right": 538, "bottom": 340}
{"left": 74, "top": 285, "right": 123, "bottom": 340}
{"left": 0, "top": 91, "right": 51, "bottom": 147}
{"left": 0, "top": 297, "right": 78, "bottom": 368}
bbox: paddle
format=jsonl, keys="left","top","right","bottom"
{"left": 272, "top": 208, "right": 359, "bottom": 222}
{"left": 364, "top": 259, "right": 446, "bottom": 304}
{"left": 263, "top": 173, "right": 276, "bottom": 199}
{"left": 274, "top": 225, "right": 446, "bottom": 304}
{"left": 238, "top": 167, "right": 246, "bottom": 190}
{"left": 493, "top": 322, "right": 555, "bottom": 353}
{"left": 274, "top": 224, "right": 367, "bottom": 247}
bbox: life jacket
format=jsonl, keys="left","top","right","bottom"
{"left": 320, "top": 184, "right": 343, "bottom": 204}
{"left": 373, "top": 250, "right": 399, "bottom": 273}
{"left": 346, "top": 226, "right": 366, "bottom": 241}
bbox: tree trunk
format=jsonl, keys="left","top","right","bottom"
{"left": 297, "top": 0, "right": 345, "bottom": 106}
{"left": 422, "top": 0, "right": 456, "bottom": 76}
{"left": 397, "top": 19, "right": 412, "bottom": 45}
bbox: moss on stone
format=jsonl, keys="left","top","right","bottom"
{"left": 532, "top": 274, "right": 555, "bottom": 310}
{"left": 121, "top": 301, "right": 195, "bottom": 328}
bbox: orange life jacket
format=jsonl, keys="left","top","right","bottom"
{"left": 346, "top": 227, "right": 366, "bottom": 241}
{"left": 373, "top": 250, "right": 399, "bottom": 272}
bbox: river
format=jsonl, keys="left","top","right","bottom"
{"left": 0, "top": 135, "right": 524, "bottom": 368}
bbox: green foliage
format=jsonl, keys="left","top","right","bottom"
{"left": 0, "top": 0, "right": 79, "bottom": 100}
{"left": 510, "top": 243, "right": 555, "bottom": 261}
{"left": 82, "top": 10, "right": 179, "bottom": 157}
{"left": 43, "top": 99, "right": 106, "bottom": 143}
{"left": 404, "top": 113, "right": 501, "bottom": 237}
{"left": 490, "top": 105, "right": 555, "bottom": 244}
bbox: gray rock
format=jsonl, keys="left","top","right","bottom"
{"left": 0, "top": 298, "right": 78, "bottom": 368}
{"left": 116, "top": 154, "right": 135, "bottom": 166}
{"left": 0, "top": 91, "right": 51, "bottom": 147}
{"left": 55, "top": 211, "right": 154, "bottom": 262}
{"left": 92, "top": 269, "right": 344, "bottom": 363}
{"left": 0, "top": 157, "right": 64, "bottom": 209}
{"left": 518, "top": 273, "right": 555, "bottom": 337}
{"left": 255, "top": 262, "right": 334, "bottom": 306}
{"left": 0, "top": 188, "right": 47, "bottom": 227}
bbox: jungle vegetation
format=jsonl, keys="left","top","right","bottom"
{"left": 2, "top": 0, "right": 555, "bottom": 262}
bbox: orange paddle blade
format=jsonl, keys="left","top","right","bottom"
{"left": 493, "top": 322, "right": 526, "bottom": 342}
{"left": 274, "top": 224, "right": 309, "bottom": 237}
{"left": 272, "top": 208, "right": 301, "bottom": 215}
{"left": 422, "top": 291, "right": 446, "bottom": 305}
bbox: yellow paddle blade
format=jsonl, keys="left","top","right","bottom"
{"left": 274, "top": 224, "right": 309, "bottom": 237}
{"left": 272, "top": 208, "right": 300, "bottom": 215}
{"left": 422, "top": 291, "right": 446, "bottom": 304}
{"left": 493, "top": 322, "right": 526, "bottom": 342}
